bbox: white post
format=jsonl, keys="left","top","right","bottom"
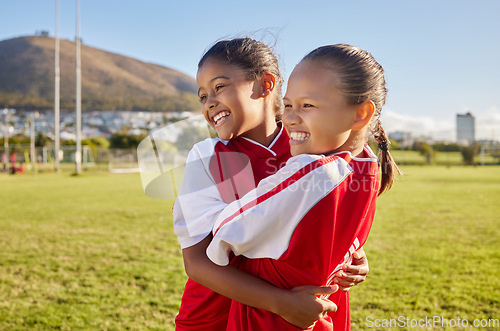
{"left": 75, "top": 0, "right": 82, "bottom": 174}
{"left": 54, "top": 0, "right": 61, "bottom": 172}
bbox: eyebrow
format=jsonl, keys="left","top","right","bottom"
{"left": 198, "top": 75, "right": 231, "bottom": 95}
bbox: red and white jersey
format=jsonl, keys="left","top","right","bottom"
{"left": 173, "top": 124, "right": 291, "bottom": 331}
{"left": 207, "top": 146, "right": 379, "bottom": 331}
{"left": 173, "top": 124, "right": 290, "bottom": 249}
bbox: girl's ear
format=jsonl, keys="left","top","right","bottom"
{"left": 351, "top": 100, "right": 375, "bottom": 131}
{"left": 261, "top": 73, "right": 276, "bottom": 97}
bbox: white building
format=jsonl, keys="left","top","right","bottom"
{"left": 456, "top": 112, "right": 475, "bottom": 145}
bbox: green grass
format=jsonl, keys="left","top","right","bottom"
{"left": 0, "top": 170, "right": 184, "bottom": 330}
{"left": 390, "top": 150, "right": 499, "bottom": 166}
{"left": 350, "top": 166, "right": 500, "bottom": 330}
{"left": 1, "top": 166, "right": 499, "bottom": 330}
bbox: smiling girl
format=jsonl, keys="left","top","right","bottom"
{"left": 173, "top": 38, "right": 370, "bottom": 330}
{"left": 206, "top": 44, "right": 400, "bottom": 330}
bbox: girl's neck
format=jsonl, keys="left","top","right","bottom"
{"left": 347, "top": 130, "right": 367, "bottom": 158}
{"left": 331, "top": 130, "right": 366, "bottom": 158}
{"left": 242, "top": 120, "right": 280, "bottom": 147}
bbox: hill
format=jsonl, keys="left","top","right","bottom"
{"left": 0, "top": 36, "right": 199, "bottom": 112}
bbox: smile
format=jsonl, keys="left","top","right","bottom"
{"left": 212, "top": 111, "right": 231, "bottom": 126}
{"left": 289, "top": 131, "right": 310, "bottom": 142}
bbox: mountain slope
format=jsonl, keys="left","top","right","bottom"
{"left": 0, "top": 36, "right": 199, "bottom": 112}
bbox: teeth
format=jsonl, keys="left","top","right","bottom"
{"left": 290, "top": 132, "right": 310, "bottom": 141}
{"left": 213, "top": 111, "right": 230, "bottom": 125}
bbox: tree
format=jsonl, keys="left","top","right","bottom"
{"left": 109, "top": 132, "right": 147, "bottom": 149}
{"left": 418, "top": 142, "right": 435, "bottom": 165}
{"left": 461, "top": 143, "right": 479, "bottom": 165}
{"left": 35, "top": 132, "right": 50, "bottom": 147}
{"left": 433, "top": 142, "right": 461, "bottom": 152}
{"left": 388, "top": 138, "right": 401, "bottom": 150}
{"left": 90, "top": 136, "right": 110, "bottom": 149}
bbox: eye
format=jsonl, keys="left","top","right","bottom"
{"left": 199, "top": 95, "right": 207, "bottom": 104}
{"left": 284, "top": 103, "right": 292, "bottom": 109}
{"left": 303, "top": 103, "right": 315, "bottom": 108}
{"left": 215, "top": 84, "right": 225, "bottom": 91}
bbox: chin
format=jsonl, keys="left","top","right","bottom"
{"left": 217, "top": 131, "right": 235, "bottom": 141}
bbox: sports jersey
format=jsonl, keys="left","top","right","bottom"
{"left": 207, "top": 146, "right": 379, "bottom": 330}
{"left": 173, "top": 123, "right": 291, "bottom": 330}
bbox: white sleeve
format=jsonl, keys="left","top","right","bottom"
{"left": 206, "top": 154, "right": 353, "bottom": 266}
{"left": 173, "top": 139, "right": 228, "bottom": 249}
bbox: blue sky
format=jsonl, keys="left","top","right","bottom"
{"left": 1, "top": 0, "right": 499, "bottom": 141}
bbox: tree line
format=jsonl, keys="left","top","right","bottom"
{"left": 2, "top": 133, "right": 497, "bottom": 166}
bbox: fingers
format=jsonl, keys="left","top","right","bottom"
{"left": 333, "top": 270, "right": 367, "bottom": 291}
{"left": 352, "top": 247, "right": 366, "bottom": 260}
{"left": 351, "top": 253, "right": 369, "bottom": 271}
{"left": 319, "top": 298, "right": 337, "bottom": 313}
{"left": 335, "top": 271, "right": 366, "bottom": 283}
{"left": 333, "top": 277, "right": 358, "bottom": 292}
{"left": 342, "top": 248, "right": 369, "bottom": 276}
{"left": 310, "top": 284, "right": 339, "bottom": 296}
{"left": 343, "top": 262, "right": 369, "bottom": 276}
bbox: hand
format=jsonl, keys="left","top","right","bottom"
{"left": 333, "top": 247, "right": 369, "bottom": 291}
{"left": 277, "top": 285, "right": 338, "bottom": 329}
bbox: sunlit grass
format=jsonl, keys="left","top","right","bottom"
{"left": 389, "top": 150, "right": 498, "bottom": 166}
{"left": 0, "top": 171, "right": 183, "bottom": 330}
{"left": 0, "top": 165, "right": 499, "bottom": 330}
{"left": 350, "top": 166, "right": 500, "bottom": 330}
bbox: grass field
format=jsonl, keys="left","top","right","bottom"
{"left": 1, "top": 165, "right": 499, "bottom": 330}
{"left": 390, "top": 150, "right": 499, "bottom": 166}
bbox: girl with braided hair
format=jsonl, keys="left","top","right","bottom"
{"left": 173, "top": 38, "right": 370, "bottom": 330}
{"left": 207, "top": 44, "right": 400, "bottom": 330}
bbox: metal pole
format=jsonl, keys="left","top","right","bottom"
{"left": 54, "top": 0, "right": 61, "bottom": 172}
{"left": 75, "top": 0, "right": 82, "bottom": 174}
{"left": 30, "top": 112, "right": 37, "bottom": 174}
{"left": 480, "top": 144, "right": 486, "bottom": 166}
{"left": 2, "top": 109, "right": 8, "bottom": 172}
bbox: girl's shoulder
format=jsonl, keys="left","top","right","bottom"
{"left": 285, "top": 153, "right": 347, "bottom": 167}
{"left": 282, "top": 153, "right": 351, "bottom": 177}
{"left": 187, "top": 137, "right": 229, "bottom": 161}
{"left": 285, "top": 153, "right": 323, "bottom": 165}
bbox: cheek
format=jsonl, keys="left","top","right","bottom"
{"left": 202, "top": 109, "right": 213, "bottom": 126}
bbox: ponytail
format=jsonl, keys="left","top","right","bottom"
{"left": 372, "top": 118, "right": 402, "bottom": 196}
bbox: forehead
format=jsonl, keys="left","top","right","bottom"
{"left": 197, "top": 58, "right": 246, "bottom": 82}
{"left": 286, "top": 60, "right": 339, "bottom": 93}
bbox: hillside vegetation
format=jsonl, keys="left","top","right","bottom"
{"left": 0, "top": 36, "right": 199, "bottom": 112}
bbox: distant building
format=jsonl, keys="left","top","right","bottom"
{"left": 456, "top": 112, "right": 475, "bottom": 145}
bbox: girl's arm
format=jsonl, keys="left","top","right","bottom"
{"left": 175, "top": 145, "right": 367, "bottom": 327}
{"left": 183, "top": 235, "right": 338, "bottom": 329}
{"left": 174, "top": 143, "right": 337, "bottom": 328}
{"left": 207, "top": 154, "right": 351, "bottom": 265}
{"left": 207, "top": 153, "right": 372, "bottom": 295}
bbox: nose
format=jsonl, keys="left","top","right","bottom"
{"left": 204, "top": 93, "right": 218, "bottom": 111}
{"left": 282, "top": 106, "right": 301, "bottom": 126}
